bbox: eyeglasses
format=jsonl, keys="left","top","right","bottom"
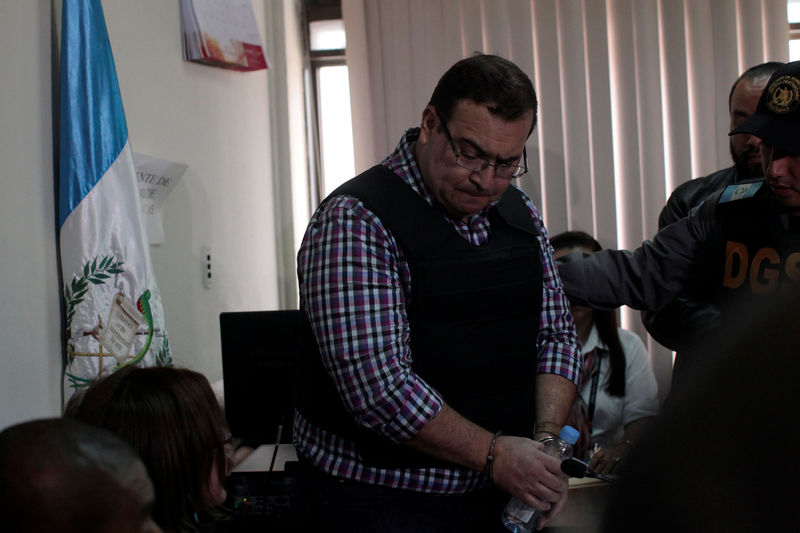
{"left": 436, "top": 109, "right": 528, "bottom": 179}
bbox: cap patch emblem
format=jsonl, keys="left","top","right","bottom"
{"left": 719, "top": 181, "right": 763, "bottom": 203}
{"left": 767, "top": 75, "right": 800, "bottom": 114}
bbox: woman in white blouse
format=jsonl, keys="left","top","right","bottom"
{"left": 551, "top": 231, "right": 659, "bottom": 475}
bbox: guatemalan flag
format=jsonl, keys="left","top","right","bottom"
{"left": 59, "top": 0, "right": 171, "bottom": 403}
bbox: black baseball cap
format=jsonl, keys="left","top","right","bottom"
{"left": 730, "top": 60, "right": 800, "bottom": 154}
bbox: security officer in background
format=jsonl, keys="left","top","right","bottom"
{"left": 641, "top": 62, "right": 783, "bottom": 388}
{"left": 557, "top": 60, "right": 800, "bottom": 395}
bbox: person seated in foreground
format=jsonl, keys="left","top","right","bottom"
{"left": 601, "top": 284, "right": 800, "bottom": 532}
{"left": 550, "top": 231, "right": 659, "bottom": 475}
{"left": 68, "top": 366, "right": 231, "bottom": 533}
{"left": 0, "top": 417, "right": 160, "bottom": 533}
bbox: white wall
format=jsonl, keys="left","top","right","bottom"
{"left": 0, "top": 0, "right": 299, "bottom": 430}
{"left": 102, "top": 0, "right": 280, "bottom": 379}
{"left": 0, "top": 0, "right": 62, "bottom": 429}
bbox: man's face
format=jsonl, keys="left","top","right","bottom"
{"left": 730, "top": 77, "right": 767, "bottom": 179}
{"left": 762, "top": 143, "right": 800, "bottom": 215}
{"left": 416, "top": 100, "right": 532, "bottom": 221}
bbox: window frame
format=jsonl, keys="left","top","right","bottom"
{"left": 309, "top": 50, "right": 348, "bottom": 202}
{"left": 303, "top": 1, "right": 348, "bottom": 205}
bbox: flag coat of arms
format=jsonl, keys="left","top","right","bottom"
{"left": 59, "top": 0, "right": 171, "bottom": 402}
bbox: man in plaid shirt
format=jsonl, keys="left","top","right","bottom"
{"left": 294, "top": 54, "right": 582, "bottom": 532}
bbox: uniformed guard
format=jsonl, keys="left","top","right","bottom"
{"left": 557, "top": 60, "right": 800, "bottom": 385}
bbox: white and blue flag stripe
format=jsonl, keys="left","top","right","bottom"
{"left": 59, "top": 0, "right": 170, "bottom": 402}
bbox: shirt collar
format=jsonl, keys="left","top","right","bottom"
{"left": 382, "top": 127, "right": 430, "bottom": 202}
{"left": 580, "top": 324, "right": 609, "bottom": 354}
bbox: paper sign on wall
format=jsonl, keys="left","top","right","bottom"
{"left": 134, "top": 153, "right": 187, "bottom": 245}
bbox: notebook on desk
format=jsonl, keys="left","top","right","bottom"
{"left": 234, "top": 444, "right": 299, "bottom": 473}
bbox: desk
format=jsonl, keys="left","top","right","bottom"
{"left": 229, "top": 446, "right": 611, "bottom": 531}
{"left": 545, "top": 477, "right": 613, "bottom": 532}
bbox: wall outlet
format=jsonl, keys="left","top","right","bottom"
{"left": 202, "top": 245, "right": 212, "bottom": 289}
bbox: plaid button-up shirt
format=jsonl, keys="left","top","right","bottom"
{"left": 294, "top": 128, "right": 581, "bottom": 494}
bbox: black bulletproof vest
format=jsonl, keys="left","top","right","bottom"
{"left": 716, "top": 183, "right": 800, "bottom": 317}
{"left": 297, "top": 165, "right": 543, "bottom": 468}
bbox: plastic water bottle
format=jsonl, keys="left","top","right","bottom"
{"left": 501, "top": 425, "right": 580, "bottom": 532}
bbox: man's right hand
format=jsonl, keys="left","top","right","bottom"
{"left": 492, "top": 435, "right": 569, "bottom": 517}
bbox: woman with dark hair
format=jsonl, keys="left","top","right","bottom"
{"left": 68, "top": 366, "right": 231, "bottom": 532}
{"left": 550, "top": 231, "right": 658, "bottom": 475}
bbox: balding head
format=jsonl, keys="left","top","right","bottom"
{"left": 0, "top": 418, "right": 160, "bottom": 533}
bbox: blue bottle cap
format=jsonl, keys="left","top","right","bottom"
{"left": 559, "top": 425, "right": 580, "bottom": 445}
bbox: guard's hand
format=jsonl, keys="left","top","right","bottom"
{"left": 492, "top": 436, "right": 569, "bottom": 529}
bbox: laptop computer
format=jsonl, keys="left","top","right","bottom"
{"left": 219, "top": 309, "right": 301, "bottom": 445}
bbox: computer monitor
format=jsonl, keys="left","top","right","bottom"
{"left": 219, "top": 310, "right": 301, "bottom": 444}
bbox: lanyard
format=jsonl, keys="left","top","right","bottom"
{"left": 587, "top": 354, "right": 602, "bottom": 423}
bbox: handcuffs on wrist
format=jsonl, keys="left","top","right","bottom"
{"left": 533, "top": 421, "right": 561, "bottom": 443}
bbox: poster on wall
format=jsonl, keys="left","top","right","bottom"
{"left": 180, "top": 0, "right": 269, "bottom": 71}
{"left": 133, "top": 153, "right": 186, "bottom": 245}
